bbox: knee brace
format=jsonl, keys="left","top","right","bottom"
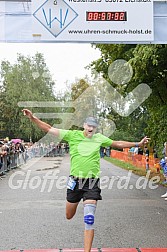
{"left": 84, "top": 204, "right": 96, "bottom": 230}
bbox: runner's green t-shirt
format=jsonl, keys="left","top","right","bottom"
{"left": 60, "top": 130, "right": 113, "bottom": 178}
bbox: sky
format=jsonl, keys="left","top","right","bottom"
{"left": 0, "top": 43, "right": 101, "bottom": 93}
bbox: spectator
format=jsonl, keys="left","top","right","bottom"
{"left": 0, "top": 141, "right": 4, "bottom": 174}
{"left": 0, "top": 141, "right": 7, "bottom": 176}
{"left": 129, "top": 147, "right": 135, "bottom": 153}
{"left": 105, "top": 146, "right": 111, "bottom": 157}
{"left": 161, "top": 142, "right": 167, "bottom": 186}
{"left": 160, "top": 157, "right": 167, "bottom": 199}
{"left": 134, "top": 146, "right": 138, "bottom": 155}
{"left": 138, "top": 147, "right": 143, "bottom": 155}
{"left": 162, "top": 142, "right": 167, "bottom": 157}
{"left": 160, "top": 157, "right": 167, "bottom": 185}
{"left": 100, "top": 146, "right": 105, "bottom": 158}
{"left": 144, "top": 146, "right": 149, "bottom": 156}
{"left": 65, "top": 143, "right": 69, "bottom": 153}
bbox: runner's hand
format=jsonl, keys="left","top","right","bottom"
{"left": 22, "top": 109, "right": 34, "bottom": 119}
{"left": 139, "top": 136, "right": 150, "bottom": 146}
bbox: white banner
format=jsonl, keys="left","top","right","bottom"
{"left": 32, "top": 0, "right": 154, "bottom": 42}
{"left": 0, "top": 0, "right": 154, "bottom": 42}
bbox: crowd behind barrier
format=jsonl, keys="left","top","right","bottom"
{"left": 0, "top": 138, "right": 163, "bottom": 180}
{"left": 0, "top": 138, "right": 69, "bottom": 177}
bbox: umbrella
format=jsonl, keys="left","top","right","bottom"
{"left": 11, "top": 138, "right": 22, "bottom": 144}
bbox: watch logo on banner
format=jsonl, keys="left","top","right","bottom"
{"left": 33, "top": 0, "right": 78, "bottom": 37}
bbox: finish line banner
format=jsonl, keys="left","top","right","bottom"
{"left": 0, "top": 0, "right": 153, "bottom": 42}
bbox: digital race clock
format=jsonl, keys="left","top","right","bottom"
{"left": 86, "top": 11, "right": 127, "bottom": 21}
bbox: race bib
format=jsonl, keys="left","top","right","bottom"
{"left": 67, "top": 177, "right": 77, "bottom": 190}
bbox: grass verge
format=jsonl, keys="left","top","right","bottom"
{"left": 104, "top": 156, "right": 167, "bottom": 186}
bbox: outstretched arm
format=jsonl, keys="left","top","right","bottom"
{"left": 111, "top": 136, "right": 150, "bottom": 149}
{"left": 22, "top": 109, "right": 60, "bottom": 137}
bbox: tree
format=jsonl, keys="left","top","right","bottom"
{"left": 89, "top": 44, "right": 167, "bottom": 153}
{"left": 0, "top": 53, "right": 56, "bottom": 141}
{"left": 129, "top": 44, "right": 167, "bottom": 154}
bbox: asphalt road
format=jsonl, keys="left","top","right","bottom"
{"left": 0, "top": 154, "right": 167, "bottom": 250}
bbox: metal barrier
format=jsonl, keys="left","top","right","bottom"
{"left": 0, "top": 147, "right": 66, "bottom": 178}
{"left": 0, "top": 152, "right": 25, "bottom": 176}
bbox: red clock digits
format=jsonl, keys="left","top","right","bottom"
{"left": 86, "top": 11, "right": 127, "bottom": 21}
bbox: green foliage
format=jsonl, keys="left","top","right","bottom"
{"left": 89, "top": 44, "right": 136, "bottom": 86}
{"left": 65, "top": 78, "right": 97, "bottom": 129}
{"left": 89, "top": 44, "right": 167, "bottom": 151}
{"left": 0, "top": 53, "right": 56, "bottom": 141}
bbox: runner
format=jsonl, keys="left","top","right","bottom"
{"left": 22, "top": 109, "right": 149, "bottom": 252}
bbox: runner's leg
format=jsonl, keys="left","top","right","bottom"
{"left": 83, "top": 199, "right": 97, "bottom": 252}
{"left": 66, "top": 201, "right": 79, "bottom": 219}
